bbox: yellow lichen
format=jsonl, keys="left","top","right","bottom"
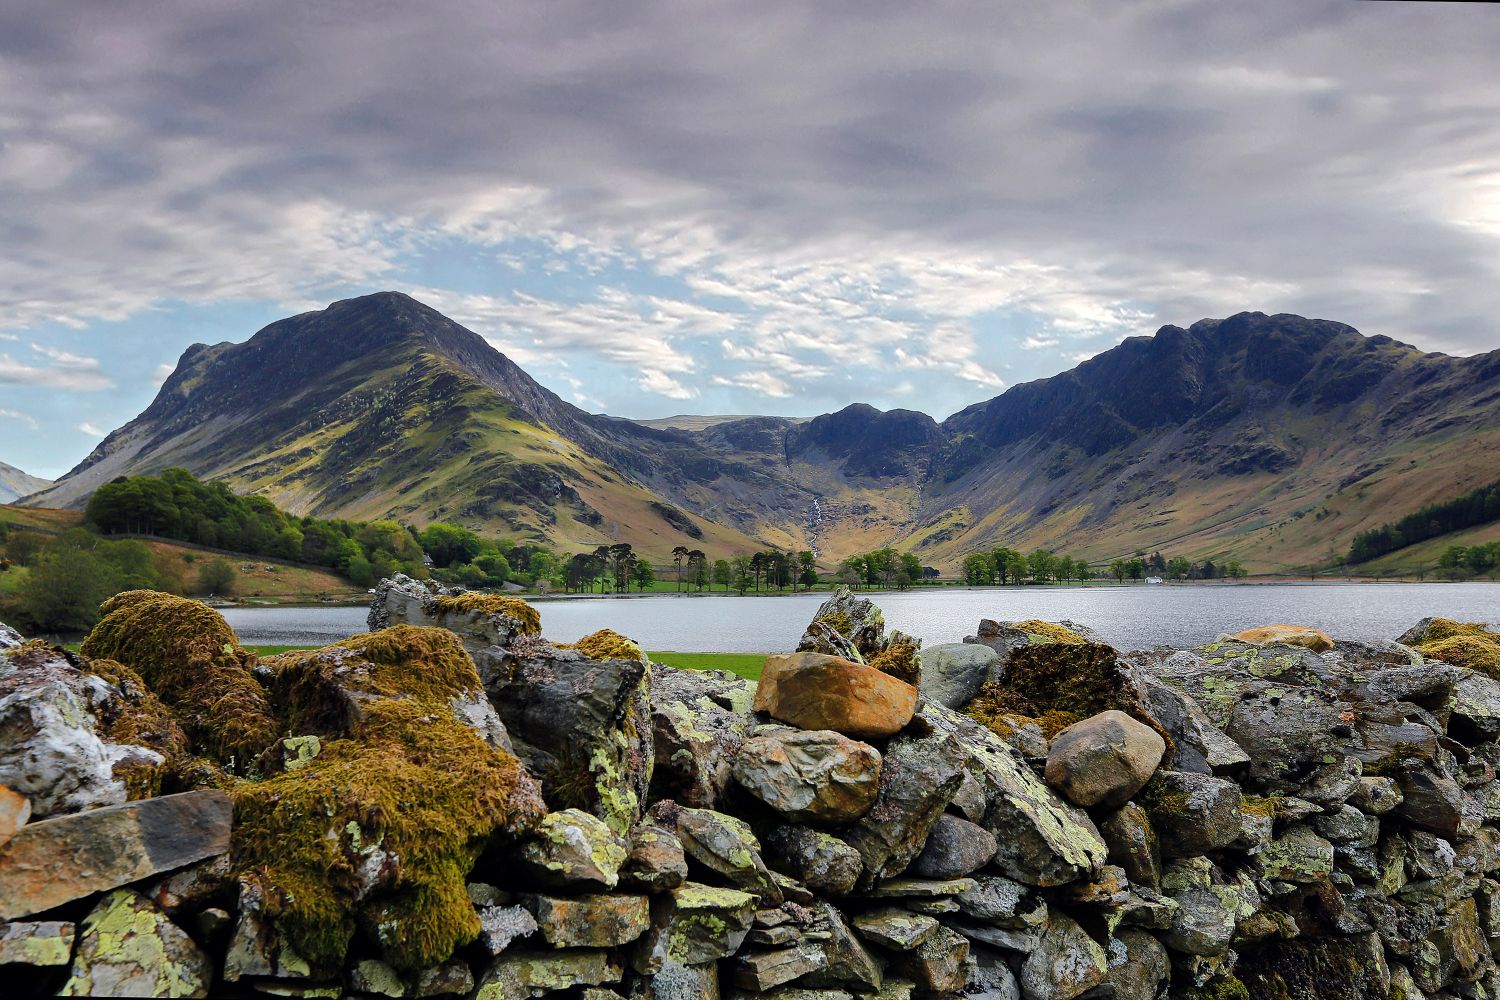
{"left": 1013, "top": 620, "right": 1087, "bottom": 644}
{"left": 556, "top": 628, "right": 646, "bottom": 663}
{"left": 80, "top": 591, "right": 277, "bottom": 769}
{"left": 431, "top": 593, "right": 541, "bottom": 635}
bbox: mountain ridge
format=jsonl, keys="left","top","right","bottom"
{"left": 26, "top": 292, "right": 1500, "bottom": 570}
{"left": 0, "top": 462, "right": 50, "bottom": 505}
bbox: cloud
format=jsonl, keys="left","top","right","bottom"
{"left": 0, "top": 408, "right": 39, "bottom": 430}
{"left": 77, "top": 421, "right": 106, "bottom": 436}
{"left": 151, "top": 363, "right": 175, "bottom": 385}
{"left": 0, "top": 345, "right": 113, "bottom": 390}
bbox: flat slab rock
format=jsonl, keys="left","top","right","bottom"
{"left": 0, "top": 790, "right": 232, "bottom": 920}
{"left": 754, "top": 652, "right": 917, "bottom": 740}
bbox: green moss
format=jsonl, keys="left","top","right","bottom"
{"left": 81, "top": 591, "right": 277, "bottom": 770}
{"left": 1170, "top": 974, "right": 1250, "bottom": 1000}
{"left": 816, "top": 610, "right": 853, "bottom": 637}
{"left": 1013, "top": 619, "right": 1087, "bottom": 644}
{"left": 430, "top": 593, "right": 541, "bottom": 634}
{"left": 80, "top": 655, "right": 219, "bottom": 798}
{"left": 1419, "top": 635, "right": 1500, "bottom": 676}
{"left": 557, "top": 628, "right": 646, "bottom": 663}
{"left": 867, "top": 638, "right": 920, "bottom": 685}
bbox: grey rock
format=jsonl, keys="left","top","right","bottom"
{"left": 514, "top": 809, "right": 629, "bottom": 890}
{"left": 60, "top": 890, "right": 212, "bottom": 998}
{"left": 627, "top": 959, "right": 718, "bottom": 1000}
{"left": 1098, "top": 803, "right": 1160, "bottom": 890}
{"left": 1138, "top": 770, "right": 1243, "bottom": 859}
{"left": 890, "top": 925, "right": 969, "bottom": 995}
{"left": 0, "top": 919, "right": 75, "bottom": 966}
{"left": 763, "top": 824, "right": 864, "bottom": 897}
{"left": 1315, "top": 804, "right": 1380, "bottom": 846}
{"left": 956, "top": 875, "right": 1047, "bottom": 928}
{"left": 633, "top": 883, "right": 756, "bottom": 973}
{"left": 916, "top": 643, "right": 998, "bottom": 709}
{"left": 852, "top": 909, "right": 940, "bottom": 950}
{"left": 1101, "top": 929, "right": 1169, "bottom": 1000}
{"left": 477, "top": 904, "right": 538, "bottom": 956}
{"left": 622, "top": 822, "right": 689, "bottom": 892}
{"left": 1044, "top": 710, "right": 1165, "bottom": 810}
{"left": 910, "top": 814, "right": 998, "bottom": 879}
{"left": 412, "top": 961, "right": 474, "bottom": 998}
{"left": 1350, "top": 776, "right": 1403, "bottom": 815}
{"left": 652, "top": 666, "right": 755, "bottom": 809}
{"left": 674, "top": 807, "right": 782, "bottom": 904}
{"left": 801, "top": 901, "right": 881, "bottom": 991}
{"left": 475, "top": 949, "right": 623, "bottom": 998}
{"left": 1018, "top": 913, "right": 1107, "bottom": 1000}
{"left": 728, "top": 942, "right": 828, "bottom": 992}
{"left": 731, "top": 729, "right": 882, "bottom": 825}
{"left": 1397, "top": 765, "right": 1468, "bottom": 839}
{"left": 1259, "top": 825, "right": 1335, "bottom": 883}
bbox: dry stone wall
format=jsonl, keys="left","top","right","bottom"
{"left": 1, "top": 580, "right": 1499, "bottom": 1000}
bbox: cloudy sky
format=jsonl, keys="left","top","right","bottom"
{"left": 3, "top": 1, "right": 1499, "bottom": 478}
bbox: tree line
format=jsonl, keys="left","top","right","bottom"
{"left": 836, "top": 548, "right": 933, "bottom": 591}
{"left": 959, "top": 546, "right": 1247, "bottom": 585}
{"left": 1438, "top": 542, "right": 1500, "bottom": 581}
{"left": 1348, "top": 478, "right": 1500, "bottom": 564}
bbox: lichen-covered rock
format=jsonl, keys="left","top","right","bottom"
{"left": 628, "top": 959, "right": 719, "bottom": 1000}
{"left": 801, "top": 901, "right": 881, "bottom": 991}
{"left": 1396, "top": 764, "right": 1469, "bottom": 839}
{"left": 476, "top": 904, "right": 538, "bottom": 956}
{"left": 1230, "top": 623, "right": 1334, "bottom": 653}
{"left": 1018, "top": 913, "right": 1107, "bottom": 1000}
{"left": 0, "top": 784, "right": 29, "bottom": 850}
{"left": 0, "top": 919, "right": 75, "bottom": 966}
{"left": 369, "top": 575, "right": 539, "bottom": 686}
{"left": 622, "top": 822, "right": 689, "bottom": 892}
{"left": 964, "top": 619, "right": 1090, "bottom": 660}
{"left": 0, "top": 619, "right": 21, "bottom": 650}
{"left": 59, "top": 889, "right": 212, "bottom": 998}
{"left": 853, "top": 908, "right": 940, "bottom": 950}
{"left": 515, "top": 809, "right": 630, "bottom": 890}
{"left": 526, "top": 893, "right": 651, "bottom": 948}
{"left": 796, "top": 587, "right": 891, "bottom": 663}
{"left": 651, "top": 667, "right": 754, "bottom": 809}
{"left": 754, "top": 652, "right": 917, "bottom": 740}
{"left": 1101, "top": 929, "right": 1168, "bottom": 1000}
{"left": 474, "top": 948, "right": 623, "bottom": 998}
{"left": 1043, "top": 710, "right": 1165, "bottom": 809}
{"left": 916, "top": 643, "right": 998, "bottom": 709}
{"left": 1260, "top": 825, "right": 1335, "bottom": 883}
{"left": 890, "top": 925, "right": 969, "bottom": 994}
{"left": 1099, "top": 802, "right": 1161, "bottom": 890}
{"left": 909, "top": 813, "right": 997, "bottom": 879}
{"left": 672, "top": 807, "right": 782, "bottom": 904}
{"left": 762, "top": 824, "right": 864, "bottom": 896}
{"left": 728, "top": 941, "right": 828, "bottom": 991}
{"left": 731, "top": 729, "right": 881, "bottom": 825}
{"left": 633, "top": 882, "right": 756, "bottom": 972}
{"left": 1138, "top": 770, "right": 1243, "bottom": 859}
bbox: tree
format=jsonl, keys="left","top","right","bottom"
{"left": 687, "top": 550, "right": 709, "bottom": 591}
{"left": 472, "top": 552, "right": 511, "bottom": 586}
{"left": 632, "top": 560, "right": 657, "bottom": 592}
{"left": 16, "top": 545, "right": 123, "bottom": 633}
{"left": 1224, "top": 560, "right": 1248, "bottom": 579}
{"left": 1127, "top": 557, "right": 1146, "bottom": 581}
{"left": 1073, "top": 560, "right": 1092, "bottom": 584}
{"left": 1005, "top": 553, "right": 1027, "bottom": 586}
{"left": 609, "top": 543, "right": 636, "bottom": 593}
{"left": 713, "top": 558, "right": 733, "bottom": 591}
{"left": 1027, "top": 549, "right": 1054, "bottom": 583}
{"left": 672, "top": 545, "right": 689, "bottom": 591}
{"left": 1166, "top": 556, "right": 1192, "bottom": 581}
{"left": 731, "top": 555, "right": 753, "bottom": 595}
{"left": 990, "top": 548, "right": 1019, "bottom": 585}
{"left": 797, "top": 551, "right": 818, "bottom": 591}
{"left": 1110, "top": 559, "right": 1128, "bottom": 582}
{"left": 419, "top": 523, "right": 484, "bottom": 568}
{"left": 197, "top": 558, "right": 236, "bottom": 596}
{"left": 962, "top": 552, "right": 993, "bottom": 586}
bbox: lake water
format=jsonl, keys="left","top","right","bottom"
{"left": 220, "top": 582, "right": 1500, "bottom": 652}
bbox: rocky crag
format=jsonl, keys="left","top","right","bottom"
{"left": 3, "top": 586, "right": 1500, "bottom": 999}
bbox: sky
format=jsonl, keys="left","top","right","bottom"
{"left": 3, "top": 1, "right": 1500, "bottom": 479}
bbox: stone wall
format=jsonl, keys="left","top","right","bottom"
{"left": 2, "top": 582, "right": 1499, "bottom": 999}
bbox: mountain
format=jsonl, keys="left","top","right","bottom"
{"left": 0, "top": 462, "right": 50, "bottom": 504}
{"left": 27, "top": 294, "right": 1500, "bottom": 571}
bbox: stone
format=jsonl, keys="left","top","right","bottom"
{"left": 918, "top": 704, "right": 1107, "bottom": 887}
{"left": 916, "top": 643, "right": 999, "bottom": 709}
{"left": 474, "top": 949, "right": 623, "bottom": 999}
{"left": 1099, "top": 802, "right": 1160, "bottom": 890}
{"left": 223, "top": 878, "right": 316, "bottom": 982}
{"left": 0, "top": 786, "right": 29, "bottom": 850}
{"left": 1314, "top": 804, "right": 1380, "bottom": 846}
{"left": 864, "top": 875, "right": 978, "bottom": 898}
{"left": 1230, "top": 624, "right": 1334, "bottom": 653}
{"left": 0, "top": 644, "right": 167, "bottom": 819}
{"left": 350, "top": 959, "right": 408, "bottom": 997}
{"left": 527, "top": 894, "right": 651, "bottom": 948}
{"left": 477, "top": 905, "right": 539, "bottom": 956}
{"left": 633, "top": 883, "right": 757, "bottom": 972}
{"left": 732, "top": 729, "right": 882, "bottom": 824}
{"left": 59, "top": 889, "right": 212, "bottom": 998}
{"left": 513, "top": 809, "right": 629, "bottom": 890}
{"left": 890, "top": 925, "right": 969, "bottom": 994}
{"left": 622, "top": 822, "right": 689, "bottom": 892}
{"left": 909, "top": 814, "right": 997, "bottom": 879}
{"left": 0, "top": 790, "right": 231, "bottom": 920}
{"left": 797, "top": 586, "right": 895, "bottom": 662}
{"left": 728, "top": 943, "right": 828, "bottom": 992}
{"left": 0, "top": 919, "right": 75, "bottom": 966}
{"left": 1018, "top": 913, "right": 1107, "bottom": 1000}
{"left": 147, "top": 854, "right": 234, "bottom": 914}
{"left": 630, "top": 959, "right": 719, "bottom": 999}
{"left": 842, "top": 724, "right": 968, "bottom": 889}
{"left": 1043, "top": 710, "right": 1165, "bottom": 809}
{"left": 754, "top": 652, "right": 918, "bottom": 740}
{"left": 852, "top": 909, "right": 939, "bottom": 950}
{"left": 763, "top": 824, "right": 864, "bottom": 897}
{"left": 964, "top": 946, "right": 1022, "bottom": 1000}
{"left": 1101, "top": 930, "right": 1169, "bottom": 1000}
{"left": 1397, "top": 766, "right": 1467, "bottom": 839}
{"left": 651, "top": 667, "right": 755, "bottom": 809}
{"left": 1259, "top": 826, "right": 1335, "bottom": 883}
{"left": 1138, "top": 770, "right": 1243, "bottom": 859}
{"left": 1132, "top": 666, "right": 1249, "bottom": 775}
{"left": 1350, "top": 776, "right": 1403, "bottom": 815}
{"left": 0, "top": 620, "right": 20, "bottom": 650}
{"left": 801, "top": 901, "right": 881, "bottom": 991}
{"left": 956, "top": 875, "right": 1047, "bottom": 928}
{"left": 673, "top": 807, "right": 782, "bottom": 903}
{"left": 412, "top": 961, "right": 474, "bottom": 998}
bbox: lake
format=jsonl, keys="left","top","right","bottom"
{"left": 220, "top": 582, "right": 1499, "bottom": 652}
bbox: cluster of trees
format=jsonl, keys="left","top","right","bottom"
{"left": 1348, "top": 478, "right": 1500, "bottom": 564}
{"left": 1105, "top": 554, "right": 1247, "bottom": 581}
{"left": 563, "top": 543, "right": 658, "bottom": 593}
{"left": 1438, "top": 542, "right": 1500, "bottom": 580}
{"left": 0, "top": 528, "right": 184, "bottom": 633}
{"left": 960, "top": 548, "right": 1090, "bottom": 585}
{"left": 837, "top": 548, "right": 931, "bottom": 591}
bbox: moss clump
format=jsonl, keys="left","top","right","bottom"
{"left": 234, "top": 637, "right": 547, "bottom": 974}
{"left": 868, "top": 638, "right": 920, "bottom": 686}
{"left": 816, "top": 610, "right": 853, "bottom": 637}
{"left": 1412, "top": 619, "right": 1500, "bottom": 677}
{"left": 81, "top": 591, "right": 277, "bottom": 769}
{"left": 1240, "top": 794, "right": 1281, "bottom": 821}
{"left": 557, "top": 628, "right": 646, "bottom": 663}
{"left": 81, "top": 655, "right": 224, "bottom": 798}
{"left": 1013, "top": 619, "right": 1087, "bottom": 644}
{"left": 431, "top": 593, "right": 541, "bottom": 635}
{"left": 1170, "top": 974, "right": 1250, "bottom": 1000}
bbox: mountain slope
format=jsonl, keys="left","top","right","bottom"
{"left": 29, "top": 295, "right": 1500, "bottom": 571}
{"left": 0, "top": 462, "right": 50, "bottom": 504}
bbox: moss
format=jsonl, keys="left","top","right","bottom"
{"left": 1171, "top": 975, "right": 1250, "bottom": 1000}
{"left": 81, "top": 591, "right": 277, "bottom": 769}
{"left": 1137, "top": 775, "right": 1191, "bottom": 823}
{"left": 1036, "top": 709, "right": 1083, "bottom": 737}
{"left": 1013, "top": 619, "right": 1087, "bottom": 644}
{"left": 556, "top": 628, "right": 646, "bottom": 663}
{"left": 868, "top": 639, "right": 920, "bottom": 685}
{"left": 1408, "top": 618, "right": 1500, "bottom": 678}
{"left": 430, "top": 593, "right": 541, "bottom": 635}
{"left": 816, "top": 610, "right": 853, "bottom": 636}
{"left": 1239, "top": 936, "right": 1390, "bottom": 1000}
{"left": 1240, "top": 794, "right": 1280, "bottom": 821}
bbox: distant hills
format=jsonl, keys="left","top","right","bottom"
{"left": 0, "top": 462, "right": 50, "bottom": 504}
{"left": 25, "top": 292, "right": 1500, "bottom": 571}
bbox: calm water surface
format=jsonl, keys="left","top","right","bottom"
{"left": 221, "top": 583, "right": 1499, "bottom": 652}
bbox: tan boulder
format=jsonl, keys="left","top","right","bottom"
{"left": 1044, "top": 711, "right": 1166, "bottom": 810}
{"left": 753, "top": 652, "right": 918, "bottom": 740}
{"left": 1231, "top": 624, "right": 1333, "bottom": 653}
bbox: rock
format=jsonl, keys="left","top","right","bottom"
{"left": 0, "top": 786, "right": 28, "bottom": 851}
{"left": 0, "top": 790, "right": 231, "bottom": 920}
{"left": 1315, "top": 804, "right": 1381, "bottom": 846}
{"left": 853, "top": 909, "right": 940, "bottom": 950}
{"left": 754, "top": 652, "right": 918, "bottom": 740}
{"left": 412, "top": 960, "right": 474, "bottom": 998}
{"left": 1260, "top": 826, "right": 1335, "bottom": 883}
{"left": 474, "top": 949, "right": 623, "bottom": 998}
{"left": 916, "top": 643, "right": 999, "bottom": 709}
{"left": 0, "top": 620, "right": 21, "bottom": 650}
{"left": 1159, "top": 861, "right": 1251, "bottom": 957}
{"left": 728, "top": 942, "right": 828, "bottom": 992}
{"left": 1101, "top": 929, "right": 1169, "bottom": 1000}
{"left": 802, "top": 901, "right": 881, "bottom": 991}
{"left": 350, "top": 959, "right": 408, "bottom": 997}
{"left": 0, "top": 919, "right": 75, "bottom": 966}
{"left": 633, "top": 883, "right": 756, "bottom": 972}
{"left": 0, "top": 644, "right": 168, "bottom": 818}
{"left": 628, "top": 959, "right": 718, "bottom": 999}
{"left": 842, "top": 722, "right": 968, "bottom": 889}
{"left": 651, "top": 667, "right": 755, "bottom": 809}
{"left": 673, "top": 807, "right": 782, "bottom": 903}
{"left": 890, "top": 925, "right": 969, "bottom": 994}
{"left": 514, "top": 809, "right": 630, "bottom": 890}
{"left": 1131, "top": 665, "right": 1249, "bottom": 775}
{"left": 477, "top": 905, "right": 538, "bottom": 956}
{"left": 1230, "top": 624, "right": 1334, "bottom": 653}
{"left": 1138, "top": 771, "right": 1243, "bottom": 859}
{"left": 368, "top": 575, "right": 537, "bottom": 685}
{"left": 909, "top": 814, "right": 997, "bottom": 879}
{"left": 731, "top": 729, "right": 882, "bottom": 824}
{"left": 797, "top": 587, "right": 893, "bottom": 662}
{"left": 1043, "top": 711, "right": 1165, "bottom": 809}
{"left": 222, "top": 878, "right": 317, "bottom": 982}
{"left": 1397, "top": 766, "right": 1467, "bottom": 839}
{"left": 147, "top": 854, "right": 234, "bottom": 915}
{"left": 1099, "top": 802, "right": 1160, "bottom": 890}
{"left": 964, "top": 946, "right": 1022, "bottom": 1000}
{"left": 956, "top": 875, "right": 1047, "bottom": 928}
{"left": 964, "top": 619, "right": 1090, "bottom": 660}
{"left": 763, "top": 824, "right": 864, "bottom": 897}
{"left": 59, "top": 890, "right": 212, "bottom": 998}
{"left": 622, "top": 822, "right": 689, "bottom": 892}
{"left": 919, "top": 704, "right": 1107, "bottom": 886}
{"left": 1350, "top": 775, "right": 1403, "bottom": 815}
{"left": 1018, "top": 913, "right": 1107, "bottom": 1000}
{"left": 865, "top": 876, "right": 976, "bottom": 898}
{"left": 526, "top": 894, "right": 651, "bottom": 949}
